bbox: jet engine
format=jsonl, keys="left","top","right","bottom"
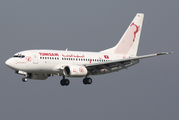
{"left": 63, "top": 65, "right": 88, "bottom": 77}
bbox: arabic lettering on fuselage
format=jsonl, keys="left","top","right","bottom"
{"left": 62, "top": 54, "right": 85, "bottom": 58}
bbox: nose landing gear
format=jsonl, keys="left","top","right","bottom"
{"left": 21, "top": 73, "right": 32, "bottom": 82}
{"left": 22, "top": 77, "right": 28, "bottom": 82}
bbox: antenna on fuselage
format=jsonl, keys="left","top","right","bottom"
{"left": 66, "top": 48, "right": 68, "bottom": 51}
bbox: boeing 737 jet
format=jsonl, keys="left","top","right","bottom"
{"left": 5, "top": 13, "right": 172, "bottom": 86}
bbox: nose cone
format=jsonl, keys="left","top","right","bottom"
{"left": 5, "top": 58, "right": 15, "bottom": 69}
{"left": 5, "top": 59, "right": 11, "bottom": 66}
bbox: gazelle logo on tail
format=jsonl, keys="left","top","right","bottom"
{"left": 114, "top": 22, "right": 140, "bottom": 56}
{"left": 130, "top": 22, "right": 140, "bottom": 42}
{"left": 100, "top": 13, "right": 144, "bottom": 58}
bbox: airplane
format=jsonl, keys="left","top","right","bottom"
{"left": 5, "top": 13, "right": 172, "bottom": 86}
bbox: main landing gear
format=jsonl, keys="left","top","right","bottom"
{"left": 60, "top": 76, "right": 70, "bottom": 86}
{"left": 60, "top": 76, "right": 92, "bottom": 86}
{"left": 83, "top": 77, "right": 92, "bottom": 85}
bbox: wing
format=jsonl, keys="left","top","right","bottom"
{"left": 85, "top": 52, "right": 172, "bottom": 75}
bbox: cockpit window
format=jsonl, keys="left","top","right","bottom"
{"left": 13, "top": 54, "right": 25, "bottom": 58}
{"left": 13, "top": 55, "right": 19, "bottom": 57}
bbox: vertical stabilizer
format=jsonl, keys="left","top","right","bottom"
{"left": 100, "top": 13, "right": 144, "bottom": 58}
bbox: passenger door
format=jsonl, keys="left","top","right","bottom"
{"left": 32, "top": 52, "right": 38, "bottom": 64}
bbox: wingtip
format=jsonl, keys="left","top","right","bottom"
{"left": 157, "top": 52, "right": 173, "bottom": 55}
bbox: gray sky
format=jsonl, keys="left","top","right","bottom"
{"left": 1, "top": 0, "right": 178, "bottom": 120}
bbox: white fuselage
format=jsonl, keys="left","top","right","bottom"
{"left": 6, "top": 49, "right": 130, "bottom": 76}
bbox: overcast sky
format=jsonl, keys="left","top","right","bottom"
{"left": 1, "top": 0, "right": 178, "bottom": 120}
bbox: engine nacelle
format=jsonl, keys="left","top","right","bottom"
{"left": 63, "top": 65, "right": 88, "bottom": 77}
{"left": 28, "top": 73, "right": 49, "bottom": 80}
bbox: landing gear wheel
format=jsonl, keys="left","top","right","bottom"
{"left": 60, "top": 79, "right": 70, "bottom": 86}
{"left": 87, "top": 78, "right": 92, "bottom": 84}
{"left": 22, "top": 78, "right": 28, "bottom": 82}
{"left": 83, "top": 78, "right": 92, "bottom": 85}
